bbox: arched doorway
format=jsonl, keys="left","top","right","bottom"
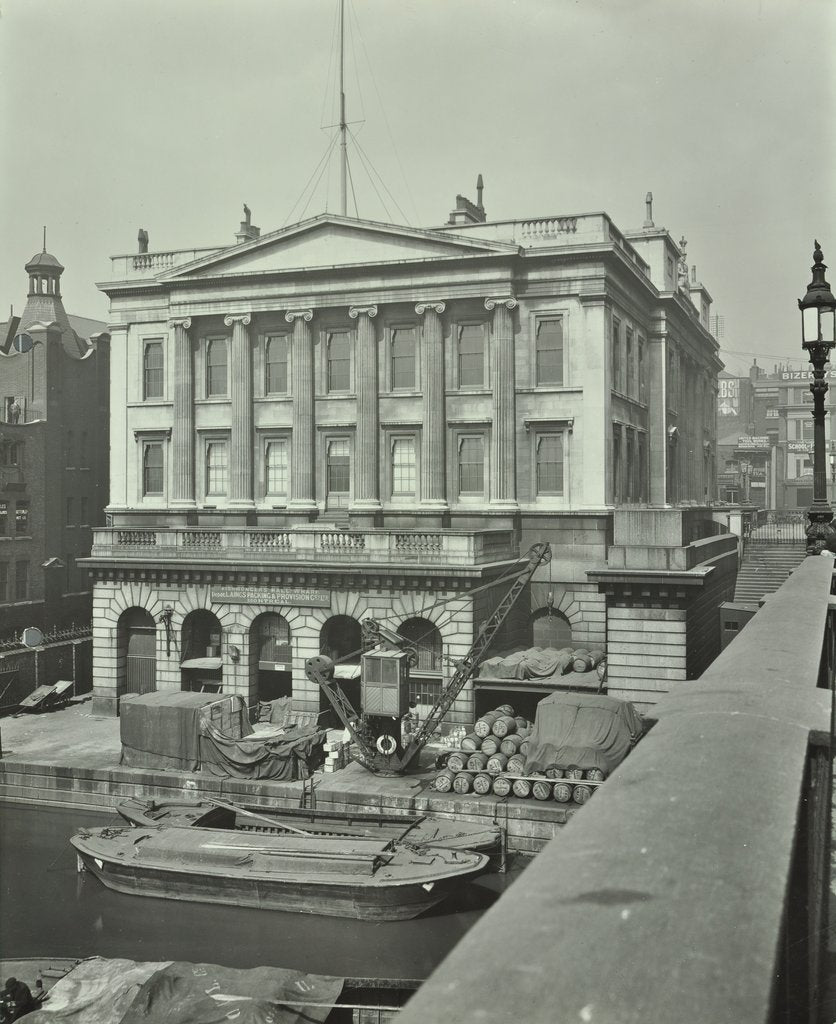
{"left": 118, "top": 607, "right": 157, "bottom": 695}
{"left": 397, "top": 617, "right": 443, "bottom": 707}
{"left": 319, "top": 615, "right": 361, "bottom": 714}
{"left": 531, "top": 608, "right": 573, "bottom": 648}
{"left": 250, "top": 612, "right": 292, "bottom": 702}
{"left": 181, "top": 609, "right": 223, "bottom": 692}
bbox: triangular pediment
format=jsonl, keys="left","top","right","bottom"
{"left": 161, "top": 215, "right": 519, "bottom": 281}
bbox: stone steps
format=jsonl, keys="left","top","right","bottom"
{"left": 734, "top": 544, "right": 807, "bottom": 603}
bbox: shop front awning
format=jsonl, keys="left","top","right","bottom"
{"left": 180, "top": 657, "right": 223, "bottom": 670}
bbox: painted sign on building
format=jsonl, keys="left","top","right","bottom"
{"left": 788, "top": 441, "right": 813, "bottom": 453}
{"left": 782, "top": 370, "right": 836, "bottom": 380}
{"left": 718, "top": 378, "right": 739, "bottom": 416}
{"left": 211, "top": 586, "right": 331, "bottom": 607}
{"left": 737, "top": 436, "right": 770, "bottom": 449}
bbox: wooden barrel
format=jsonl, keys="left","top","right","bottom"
{"left": 507, "top": 753, "right": 526, "bottom": 775}
{"left": 586, "top": 767, "right": 605, "bottom": 782}
{"left": 589, "top": 650, "right": 606, "bottom": 669}
{"left": 552, "top": 782, "right": 573, "bottom": 803}
{"left": 565, "top": 766, "right": 585, "bottom": 780}
{"left": 519, "top": 739, "right": 530, "bottom": 756}
{"left": 466, "top": 751, "right": 489, "bottom": 772}
{"left": 514, "top": 716, "right": 529, "bottom": 731}
{"left": 572, "top": 648, "right": 593, "bottom": 672}
{"left": 461, "top": 732, "right": 481, "bottom": 752}
{"left": 493, "top": 775, "right": 512, "bottom": 797}
{"left": 496, "top": 704, "right": 515, "bottom": 716}
{"left": 572, "top": 784, "right": 593, "bottom": 804}
{"left": 500, "top": 734, "right": 522, "bottom": 757}
{"left": 434, "top": 769, "right": 455, "bottom": 793}
{"left": 480, "top": 735, "right": 499, "bottom": 756}
{"left": 491, "top": 715, "right": 517, "bottom": 739}
{"left": 472, "top": 772, "right": 493, "bottom": 796}
{"left": 486, "top": 753, "right": 509, "bottom": 775}
{"left": 545, "top": 765, "right": 565, "bottom": 779}
{"left": 512, "top": 778, "right": 531, "bottom": 799}
{"left": 447, "top": 752, "right": 467, "bottom": 773}
{"left": 474, "top": 711, "right": 500, "bottom": 738}
{"left": 596, "top": 658, "right": 607, "bottom": 681}
{"left": 452, "top": 772, "right": 472, "bottom": 795}
{"left": 532, "top": 780, "right": 553, "bottom": 801}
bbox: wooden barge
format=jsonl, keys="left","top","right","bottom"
{"left": 116, "top": 797, "right": 502, "bottom": 853}
{"left": 71, "top": 825, "right": 488, "bottom": 922}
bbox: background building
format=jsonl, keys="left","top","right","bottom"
{"left": 0, "top": 246, "right": 109, "bottom": 640}
{"left": 85, "top": 188, "right": 725, "bottom": 717}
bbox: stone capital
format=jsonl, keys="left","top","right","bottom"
{"left": 415, "top": 301, "right": 446, "bottom": 316}
{"left": 168, "top": 317, "right": 192, "bottom": 330}
{"left": 223, "top": 313, "right": 252, "bottom": 327}
{"left": 348, "top": 305, "right": 378, "bottom": 320}
{"left": 484, "top": 297, "right": 517, "bottom": 312}
{"left": 284, "top": 309, "right": 313, "bottom": 324}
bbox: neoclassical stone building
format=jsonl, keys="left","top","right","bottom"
{"left": 85, "top": 191, "right": 723, "bottom": 717}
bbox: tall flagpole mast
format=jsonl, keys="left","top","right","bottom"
{"left": 339, "top": 0, "right": 347, "bottom": 216}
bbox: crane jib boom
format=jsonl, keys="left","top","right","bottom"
{"left": 398, "top": 541, "right": 551, "bottom": 769}
{"left": 304, "top": 541, "right": 551, "bottom": 775}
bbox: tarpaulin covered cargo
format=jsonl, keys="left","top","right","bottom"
{"left": 22, "top": 956, "right": 345, "bottom": 1024}
{"left": 524, "top": 691, "right": 643, "bottom": 776}
{"left": 480, "top": 647, "right": 574, "bottom": 680}
{"left": 199, "top": 721, "right": 326, "bottom": 780}
{"left": 120, "top": 692, "right": 249, "bottom": 771}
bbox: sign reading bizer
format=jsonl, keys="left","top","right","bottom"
{"left": 212, "top": 586, "right": 331, "bottom": 607}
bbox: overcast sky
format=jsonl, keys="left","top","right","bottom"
{"left": 1, "top": 0, "right": 834, "bottom": 376}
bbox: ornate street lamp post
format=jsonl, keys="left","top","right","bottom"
{"left": 800, "top": 241, "right": 836, "bottom": 554}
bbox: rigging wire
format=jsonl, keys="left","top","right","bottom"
{"left": 319, "top": 0, "right": 341, "bottom": 130}
{"left": 348, "top": 0, "right": 417, "bottom": 225}
{"left": 345, "top": 146, "right": 360, "bottom": 219}
{"left": 284, "top": 131, "right": 339, "bottom": 227}
{"left": 348, "top": 128, "right": 392, "bottom": 221}
{"left": 348, "top": 127, "right": 411, "bottom": 225}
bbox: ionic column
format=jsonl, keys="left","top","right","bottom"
{"left": 485, "top": 297, "right": 518, "bottom": 508}
{"left": 169, "top": 317, "right": 194, "bottom": 504}
{"left": 349, "top": 304, "right": 380, "bottom": 509}
{"left": 416, "top": 301, "right": 447, "bottom": 508}
{"left": 286, "top": 309, "right": 317, "bottom": 510}
{"left": 224, "top": 312, "right": 253, "bottom": 505}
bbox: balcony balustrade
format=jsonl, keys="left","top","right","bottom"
{"left": 90, "top": 526, "right": 518, "bottom": 568}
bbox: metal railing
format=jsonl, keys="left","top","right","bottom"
{"left": 399, "top": 555, "right": 834, "bottom": 1024}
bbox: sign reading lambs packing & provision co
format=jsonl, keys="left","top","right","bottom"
{"left": 211, "top": 586, "right": 331, "bottom": 607}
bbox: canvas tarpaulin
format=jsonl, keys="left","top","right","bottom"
{"left": 22, "top": 957, "right": 344, "bottom": 1024}
{"left": 120, "top": 692, "right": 250, "bottom": 771}
{"left": 523, "top": 691, "right": 644, "bottom": 776}
{"left": 479, "top": 647, "right": 574, "bottom": 680}
{"left": 199, "top": 722, "right": 327, "bottom": 780}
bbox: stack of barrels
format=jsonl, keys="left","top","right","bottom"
{"left": 434, "top": 702, "right": 605, "bottom": 804}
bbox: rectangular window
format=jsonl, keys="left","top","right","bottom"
{"left": 206, "top": 338, "right": 228, "bottom": 397}
{"left": 0, "top": 501, "right": 6, "bottom": 535}
{"left": 143, "top": 341, "right": 164, "bottom": 399}
{"left": 206, "top": 441, "right": 229, "bottom": 496}
{"left": 638, "top": 337, "right": 647, "bottom": 402}
{"left": 458, "top": 324, "right": 485, "bottom": 388}
{"left": 536, "top": 434, "right": 564, "bottom": 495}
{"left": 391, "top": 327, "right": 416, "bottom": 390}
{"left": 327, "top": 438, "right": 351, "bottom": 496}
{"left": 143, "top": 442, "right": 164, "bottom": 495}
{"left": 327, "top": 332, "right": 351, "bottom": 392}
{"left": 15, "top": 560, "right": 28, "bottom": 600}
{"left": 0, "top": 562, "right": 6, "bottom": 602}
{"left": 265, "top": 440, "right": 289, "bottom": 495}
{"left": 80, "top": 497, "right": 89, "bottom": 525}
{"left": 391, "top": 437, "right": 417, "bottom": 496}
{"left": 265, "top": 335, "right": 289, "bottom": 394}
{"left": 457, "top": 435, "right": 485, "bottom": 496}
{"left": 626, "top": 327, "right": 634, "bottom": 398}
{"left": 535, "top": 318, "right": 564, "bottom": 385}
{"left": 612, "top": 317, "right": 622, "bottom": 393}
{"left": 613, "top": 426, "right": 622, "bottom": 504}
{"left": 15, "top": 501, "right": 29, "bottom": 535}
{"left": 65, "top": 497, "right": 74, "bottom": 526}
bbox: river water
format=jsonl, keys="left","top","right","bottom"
{"left": 0, "top": 803, "right": 524, "bottom": 981}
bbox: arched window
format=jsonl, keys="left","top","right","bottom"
{"left": 119, "top": 607, "right": 157, "bottom": 695}
{"left": 253, "top": 612, "right": 291, "bottom": 664}
{"left": 320, "top": 615, "right": 361, "bottom": 664}
{"left": 531, "top": 608, "right": 573, "bottom": 648}
{"left": 397, "top": 617, "right": 442, "bottom": 673}
{"left": 206, "top": 339, "right": 228, "bottom": 396}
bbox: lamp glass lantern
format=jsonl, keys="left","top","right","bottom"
{"left": 799, "top": 241, "right": 836, "bottom": 350}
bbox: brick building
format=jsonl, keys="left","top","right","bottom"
{"left": 84, "top": 187, "right": 726, "bottom": 717}
{"left": 0, "top": 246, "right": 109, "bottom": 639}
